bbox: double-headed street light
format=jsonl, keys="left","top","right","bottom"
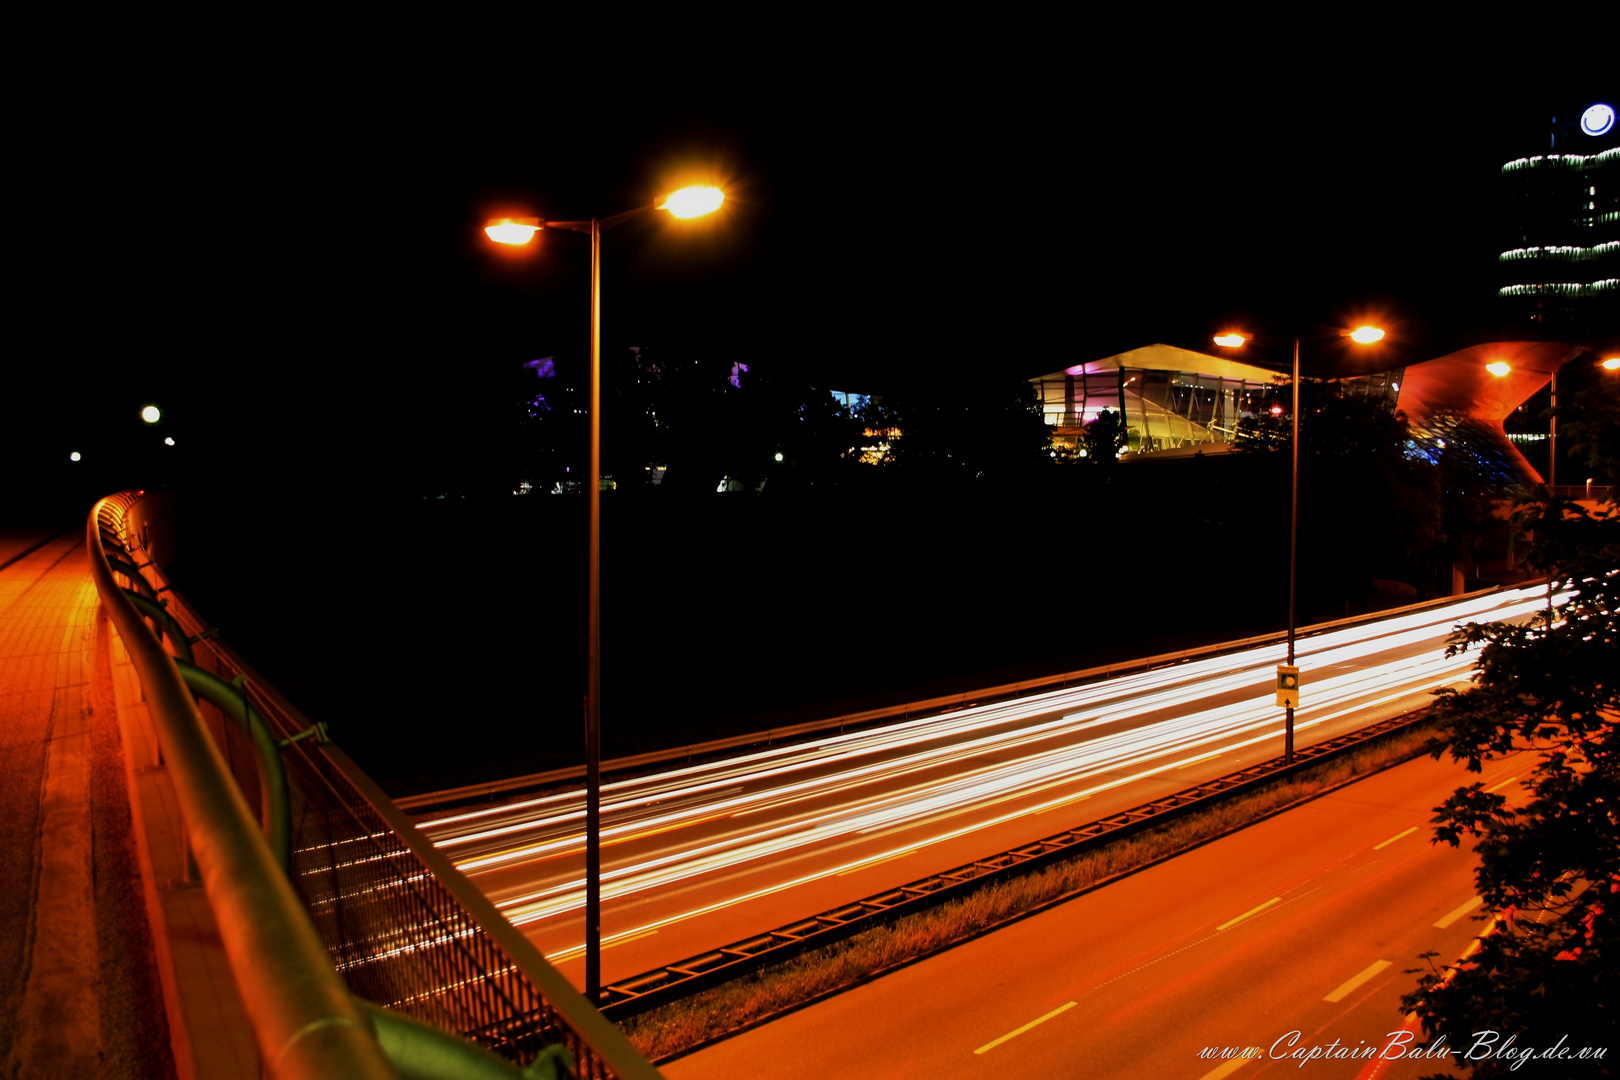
{"left": 486, "top": 184, "right": 725, "bottom": 1002}
{"left": 1215, "top": 324, "right": 1385, "bottom": 764}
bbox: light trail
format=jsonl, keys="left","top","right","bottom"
{"left": 420, "top": 588, "right": 1540, "bottom": 839}
{"left": 489, "top": 645, "right": 1483, "bottom": 927}
{"left": 410, "top": 587, "right": 1557, "bottom": 962}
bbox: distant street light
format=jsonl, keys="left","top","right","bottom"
{"left": 1214, "top": 324, "right": 1386, "bottom": 763}
{"left": 1486, "top": 361, "right": 1512, "bottom": 377}
{"left": 70, "top": 451, "right": 81, "bottom": 462}
{"left": 484, "top": 183, "right": 724, "bottom": 1004}
{"left": 1602, "top": 357, "right": 1619, "bottom": 371}
{"left": 141, "top": 405, "right": 161, "bottom": 423}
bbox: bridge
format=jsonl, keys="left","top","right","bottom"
{"left": 0, "top": 493, "right": 660, "bottom": 1079}
{"left": 1, "top": 490, "right": 1547, "bottom": 1078}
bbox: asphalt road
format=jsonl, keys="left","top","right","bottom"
{"left": 664, "top": 749, "right": 1532, "bottom": 1079}
{"left": 412, "top": 586, "right": 1552, "bottom": 991}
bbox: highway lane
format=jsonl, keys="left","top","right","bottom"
{"left": 410, "top": 586, "right": 1554, "bottom": 989}
{"left": 664, "top": 749, "right": 1533, "bottom": 1079}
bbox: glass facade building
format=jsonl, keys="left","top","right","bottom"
{"left": 1032, "top": 344, "right": 1289, "bottom": 457}
{"left": 1035, "top": 341, "right": 1576, "bottom": 490}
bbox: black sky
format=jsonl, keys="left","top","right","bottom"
{"left": 9, "top": 54, "right": 1612, "bottom": 504}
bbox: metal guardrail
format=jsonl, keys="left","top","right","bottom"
{"left": 596, "top": 709, "right": 1434, "bottom": 1020}
{"left": 95, "top": 491, "right": 662, "bottom": 1080}
{"left": 1547, "top": 483, "right": 1614, "bottom": 501}
{"left": 398, "top": 584, "right": 1512, "bottom": 813}
{"left": 89, "top": 493, "right": 398, "bottom": 1080}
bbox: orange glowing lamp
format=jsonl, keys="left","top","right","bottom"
{"left": 1486, "top": 361, "right": 1511, "bottom": 377}
{"left": 1213, "top": 333, "right": 1246, "bottom": 348}
{"left": 1348, "top": 326, "right": 1385, "bottom": 344}
{"left": 485, "top": 217, "right": 542, "bottom": 245}
{"left": 657, "top": 186, "right": 725, "bottom": 219}
{"left": 1603, "top": 357, "right": 1620, "bottom": 371}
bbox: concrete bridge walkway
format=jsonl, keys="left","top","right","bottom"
{"left": 0, "top": 527, "right": 172, "bottom": 1080}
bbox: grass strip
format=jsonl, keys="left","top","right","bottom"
{"left": 621, "top": 718, "right": 1440, "bottom": 1063}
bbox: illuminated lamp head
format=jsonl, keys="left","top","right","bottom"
{"left": 1270, "top": 405, "right": 1285, "bottom": 416}
{"left": 1486, "top": 361, "right": 1511, "bottom": 377}
{"left": 69, "top": 451, "right": 81, "bottom": 462}
{"left": 485, "top": 217, "right": 541, "bottom": 244}
{"left": 657, "top": 186, "right": 725, "bottom": 219}
{"left": 1603, "top": 357, "right": 1620, "bottom": 371}
{"left": 140, "top": 405, "right": 161, "bottom": 423}
{"left": 1212, "top": 333, "right": 1246, "bottom": 348}
{"left": 1348, "top": 326, "right": 1385, "bottom": 344}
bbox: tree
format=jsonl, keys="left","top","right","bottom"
{"left": 854, "top": 378, "right": 1052, "bottom": 483}
{"left": 1560, "top": 379, "right": 1620, "bottom": 487}
{"left": 1234, "top": 377, "right": 1443, "bottom": 606}
{"left": 1436, "top": 447, "right": 1496, "bottom": 586}
{"left": 1080, "top": 408, "right": 1129, "bottom": 465}
{"left": 1402, "top": 494, "right": 1619, "bottom": 1077}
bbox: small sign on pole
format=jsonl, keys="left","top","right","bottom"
{"left": 1276, "top": 664, "right": 1300, "bottom": 708}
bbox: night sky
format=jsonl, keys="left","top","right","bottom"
{"left": 9, "top": 62, "right": 1612, "bottom": 507}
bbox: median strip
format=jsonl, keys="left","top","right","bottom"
{"left": 619, "top": 716, "right": 1441, "bottom": 1064}
{"left": 973, "top": 1000, "right": 1075, "bottom": 1054}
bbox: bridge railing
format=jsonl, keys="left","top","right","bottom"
{"left": 1547, "top": 483, "right": 1614, "bottom": 502}
{"left": 95, "top": 491, "right": 660, "bottom": 1080}
{"left": 91, "top": 492, "right": 398, "bottom": 1080}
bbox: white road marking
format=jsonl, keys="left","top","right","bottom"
{"left": 1216, "top": 897, "right": 1280, "bottom": 932}
{"left": 1324, "top": 959, "right": 1392, "bottom": 1002}
{"left": 1434, "top": 895, "right": 1483, "bottom": 929}
{"left": 973, "top": 1001, "right": 1076, "bottom": 1054}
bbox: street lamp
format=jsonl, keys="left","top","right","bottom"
{"left": 484, "top": 183, "right": 724, "bottom": 1004}
{"left": 1214, "top": 324, "right": 1386, "bottom": 763}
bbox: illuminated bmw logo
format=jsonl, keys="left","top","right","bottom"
{"left": 1581, "top": 103, "right": 1615, "bottom": 137}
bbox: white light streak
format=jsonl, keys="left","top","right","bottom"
{"left": 413, "top": 587, "right": 1557, "bottom": 956}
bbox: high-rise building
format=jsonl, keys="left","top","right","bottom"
{"left": 1497, "top": 101, "right": 1618, "bottom": 337}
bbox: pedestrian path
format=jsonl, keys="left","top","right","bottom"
{"left": 0, "top": 528, "right": 171, "bottom": 1079}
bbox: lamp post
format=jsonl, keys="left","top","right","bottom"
{"left": 485, "top": 184, "right": 724, "bottom": 1002}
{"left": 1216, "top": 324, "right": 1385, "bottom": 764}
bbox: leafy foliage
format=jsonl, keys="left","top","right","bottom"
{"left": 1231, "top": 377, "right": 1444, "bottom": 598}
{"left": 1402, "top": 495, "right": 1620, "bottom": 1076}
{"left": 854, "top": 379, "right": 1052, "bottom": 482}
{"left": 1560, "top": 380, "right": 1620, "bottom": 486}
{"left": 1080, "top": 408, "right": 1129, "bottom": 465}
